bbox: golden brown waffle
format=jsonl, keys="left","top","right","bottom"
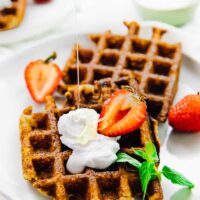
{"left": 20, "top": 96, "right": 163, "bottom": 200}
{"left": 0, "top": 0, "right": 26, "bottom": 31}
{"left": 58, "top": 76, "right": 139, "bottom": 113}
{"left": 60, "top": 21, "right": 182, "bottom": 122}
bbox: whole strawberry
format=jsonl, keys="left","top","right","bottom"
{"left": 168, "top": 93, "right": 200, "bottom": 132}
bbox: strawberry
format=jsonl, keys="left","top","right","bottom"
{"left": 34, "top": 0, "right": 52, "bottom": 4}
{"left": 97, "top": 89, "right": 147, "bottom": 137}
{"left": 25, "top": 52, "right": 62, "bottom": 103}
{"left": 168, "top": 93, "right": 200, "bottom": 132}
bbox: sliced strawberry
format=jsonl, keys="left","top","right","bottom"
{"left": 25, "top": 52, "right": 62, "bottom": 103}
{"left": 98, "top": 89, "right": 147, "bottom": 137}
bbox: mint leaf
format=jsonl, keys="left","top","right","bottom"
{"left": 162, "top": 166, "right": 195, "bottom": 189}
{"left": 145, "top": 140, "right": 159, "bottom": 162}
{"left": 116, "top": 153, "right": 141, "bottom": 169}
{"left": 134, "top": 149, "right": 147, "bottom": 160}
{"left": 139, "top": 161, "right": 156, "bottom": 200}
{"left": 133, "top": 141, "right": 159, "bottom": 163}
{"left": 116, "top": 142, "right": 195, "bottom": 199}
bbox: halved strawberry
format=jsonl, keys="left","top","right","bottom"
{"left": 25, "top": 52, "right": 62, "bottom": 103}
{"left": 97, "top": 89, "right": 147, "bottom": 137}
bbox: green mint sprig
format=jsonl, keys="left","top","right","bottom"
{"left": 117, "top": 152, "right": 141, "bottom": 169}
{"left": 116, "top": 141, "right": 194, "bottom": 200}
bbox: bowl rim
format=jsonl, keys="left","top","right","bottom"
{"left": 134, "top": 0, "right": 198, "bottom": 11}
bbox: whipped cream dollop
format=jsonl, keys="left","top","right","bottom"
{"left": 0, "top": 0, "right": 12, "bottom": 9}
{"left": 58, "top": 108, "right": 120, "bottom": 174}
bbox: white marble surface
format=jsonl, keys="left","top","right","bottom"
{"left": 0, "top": 0, "right": 200, "bottom": 61}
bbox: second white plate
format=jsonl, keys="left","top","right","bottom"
{"left": 0, "top": 0, "right": 73, "bottom": 45}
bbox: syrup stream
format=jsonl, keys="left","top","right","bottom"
{"left": 74, "top": 0, "right": 80, "bottom": 109}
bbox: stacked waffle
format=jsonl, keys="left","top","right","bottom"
{"left": 60, "top": 21, "right": 181, "bottom": 122}
{"left": 0, "top": 0, "right": 26, "bottom": 31}
{"left": 20, "top": 96, "right": 162, "bottom": 200}
{"left": 20, "top": 21, "right": 183, "bottom": 199}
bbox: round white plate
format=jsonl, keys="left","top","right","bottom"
{"left": 0, "top": 22, "right": 200, "bottom": 200}
{"left": 0, "top": 0, "right": 74, "bottom": 45}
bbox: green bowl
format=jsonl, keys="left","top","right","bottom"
{"left": 135, "top": 0, "right": 198, "bottom": 26}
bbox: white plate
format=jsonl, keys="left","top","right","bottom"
{"left": 0, "top": 0, "right": 73, "bottom": 45}
{"left": 0, "top": 22, "right": 200, "bottom": 200}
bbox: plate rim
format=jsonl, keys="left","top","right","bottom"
{"left": 0, "top": 21, "right": 200, "bottom": 200}
{"left": 0, "top": 20, "right": 199, "bottom": 64}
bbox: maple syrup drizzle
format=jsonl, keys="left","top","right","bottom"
{"left": 74, "top": 0, "right": 80, "bottom": 109}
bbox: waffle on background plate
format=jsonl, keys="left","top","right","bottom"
{"left": 59, "top": 21, "right": 182, "bottom": 122}
{"left": 20, "top": 92, "right": 163, "bottom": 200}
{"left": 0, "top": 0, "right": 26, "bottom": 31}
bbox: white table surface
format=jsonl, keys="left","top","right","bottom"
{"left": 0, "top": 0, "right": 200, "bottom": 61}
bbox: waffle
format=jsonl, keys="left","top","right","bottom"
{"left": 20, "top": 95, "right": 163, "bottom": 200}
{"left": 58, "top": 76, "right": 140, "bottom": 113}
{"left": 60, "top": 21, "right": 182, "bottom": 122}
{"left": 0, "top": 0, "right": 26, "bottom": 31}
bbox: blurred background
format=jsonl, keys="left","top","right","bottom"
{"left": 0, "top": 0, "right": 200, "bottom": 60}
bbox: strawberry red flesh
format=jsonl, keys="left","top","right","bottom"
{"left": 98, "top": 89, "right": 147, "bottom": 137}
{"left": 115, "top": 109, "right": 130, "bottom": 121}
{"left": 25, "top": 58, "right": 62, "bottom": 103}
